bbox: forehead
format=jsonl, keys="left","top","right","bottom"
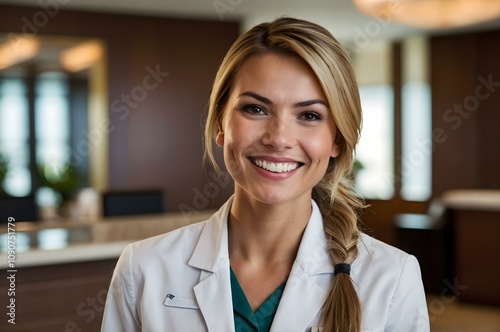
{"left": 231, "top": 53, "right": 326, "bottom": 101}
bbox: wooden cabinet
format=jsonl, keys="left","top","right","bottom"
{"left": 453, "top": 209, "right": 500, "bottom": 306}
{"left": 0, "top": 259, "right": 117, "bottom": 332}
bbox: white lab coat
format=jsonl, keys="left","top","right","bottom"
{"left": 101, "top": 196, "right": 430, "bottom": 332}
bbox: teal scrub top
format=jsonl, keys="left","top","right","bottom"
{"left": 230, "top": 268, "right": 286, "bottom": 332}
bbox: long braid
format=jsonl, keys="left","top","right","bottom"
{"left": 313, "top": 178, "right": 364, "bottom": 332}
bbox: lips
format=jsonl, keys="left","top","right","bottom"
{"left": 249, "top": 157, "right": 302, "bottom": 173}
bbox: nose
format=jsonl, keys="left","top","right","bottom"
{"left": 261, "top": 115, "right": 295, "bottom": 151}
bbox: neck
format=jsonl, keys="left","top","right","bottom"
{"left": 228, "top": 190, "right": 312, "bottom": 266}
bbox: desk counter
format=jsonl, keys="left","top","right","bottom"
{"left": 0, "top": 210, "right": 215, "bottom": 269}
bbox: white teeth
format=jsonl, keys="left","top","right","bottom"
{"left": 253, "top": 159, "right": 299, "bottom": 173}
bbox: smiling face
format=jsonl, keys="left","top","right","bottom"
{"left": 217, "top": 53, "right": 340, "bottom": 206}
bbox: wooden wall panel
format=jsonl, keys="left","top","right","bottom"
{"left": 476, "top": 31, "right": 500, "bottom": 189}
{"left": 431, "top": 30, "right": 500, "bottom": 195}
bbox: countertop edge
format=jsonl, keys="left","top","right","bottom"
{"left": 0, "top": 240, "right": 132, "bottom": 269}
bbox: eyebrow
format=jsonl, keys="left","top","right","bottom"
{"left": 239, "top": 91, "right": 328, "bottom": 108}
{"left": 240, "top": 91, "right": 273, "bottom": 105}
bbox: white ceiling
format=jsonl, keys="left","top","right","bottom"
{"left": 1, "top": 0, "right": 500, "bottom": 44}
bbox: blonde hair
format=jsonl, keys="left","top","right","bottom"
{"left": 204, "top": 17, "right": 365, "bottom": 332}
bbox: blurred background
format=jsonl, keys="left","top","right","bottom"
{"left": 0, "top": 0, "right": 499, "bottom": 331}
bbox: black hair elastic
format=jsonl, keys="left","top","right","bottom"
{"left": 334, "top": 263, "right": 351, "bottom": 276}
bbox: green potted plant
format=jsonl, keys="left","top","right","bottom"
{"left": 37, "top": 162, "right": 81, "bottom": 217}
{"left": 348, "top": 158, "right": 365, "bottom": 184}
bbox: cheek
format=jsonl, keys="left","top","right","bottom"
{"left": 306, "top": 133, "right": 336, "bottom": 162}
{"left": 222, "top": 121, "right": 252, "bottom": 172}
{"left": 222, "top": 128, "right": 255, "bottom": 179}
{"left": 224, "top": 117, "right": 258, "bottom": 150}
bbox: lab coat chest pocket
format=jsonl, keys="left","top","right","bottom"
{"left": 163, "top": 294, "right": 199, "bottom": 309}
{"left": 152, "top": 294, "right": 207, "bottom": 332}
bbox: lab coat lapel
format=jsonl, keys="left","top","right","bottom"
{"left": 189, "top": 197, "right": 235, "bottom": 332}
{"left": 271, "top": 200, "right": 333, "bottom": 331}
{"left": 194, "top": 267, "right": 234, "bottom": 331}
{"left": 271, "top": 267, "right": 329, "bottom": 331}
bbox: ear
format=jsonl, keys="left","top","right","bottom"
{"left": 331, "top": 131, "right": 341, "bottom": 158}
{"left": 215, "top": 129, "right": 224, "bottom": 146}
{"left": 331, "top": 142, "right": 340, "bottom": 158}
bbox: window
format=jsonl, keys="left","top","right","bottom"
{"left": 35, "top": 72, "right": 71, "bottom": 181}
{"left": 401, "top": 37, "right": 431, "bottom": 201}
{"left": 357, "top": 85, "right": 394, "bottom": 199}
{"left": 0, "top": 78, "right": 31, "bottom": 196}
{"left": 352, "top": 41, "right": 395, "bottom": 200}
{"left": 350, "top": 37, "right": 431, "bottom": 202}
{"left": 0, "top": 73, "right": 73, "bottom": 198}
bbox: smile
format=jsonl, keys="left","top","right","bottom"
{"left": 250, "top": 158, "right": 302, "bottom": 173}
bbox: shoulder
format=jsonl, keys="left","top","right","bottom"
{"left": 354, "top": 232, "right": 422, "bottom": 290}
{"left": 357, "top": 232, "right": 411, "bottom": 265}
{"left": 115, "top": 197, "right": 233, "bottom": 277}
{"left": 131, "top": 219, "right": 208, "bottom": 251}
{"left": 117, "top": 194, "right": 233, "bottom": 274}
{"left": 111, "top": 218, "right": 214, "bottom": 298}
{"left": 122, "top": 220, "right": 208, "bottom": 269}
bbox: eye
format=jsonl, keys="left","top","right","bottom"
{"left": 242, "top": 104, "right": 266, "bottom": 115}
{"left": 298, "top": 111, "right": 322, "bottom": 121}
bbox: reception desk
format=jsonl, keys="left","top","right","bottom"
{"left": 442, "top": 190, "right": 500, "bottom": 306}
{"left": 0, "top": 210, "right": 214, "bottom": 331}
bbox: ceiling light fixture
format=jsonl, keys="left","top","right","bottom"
{"left": 353, "top": 0, "right": 500, "bottom": 28}
{"left": 60, "top": 40, "right": 104, "bottom": 72}
{"left": 0, "top": 36, "right": 40, "bottom": 70}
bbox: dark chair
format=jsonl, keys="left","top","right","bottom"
{"left": 102, "top": 190, "right": 165, "bottom": 217}
{"left": 394, "top": 199, "right": 453, "bottom": 294}
{"left": 0, "top": 195, "right": 38, "bottom": 222}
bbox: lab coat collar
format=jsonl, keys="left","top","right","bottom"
{"left": 188, "top": 196, "right": 333, "bottom": 331}
{"left": 188, "top": 196, "right": 332, "bottom": 274}
{"left": 188, "top": 195, "right": 232, "bottom": 272}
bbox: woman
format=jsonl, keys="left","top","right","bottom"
{"left": 102, "top": 17, "right": 429, "bottom": 332}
